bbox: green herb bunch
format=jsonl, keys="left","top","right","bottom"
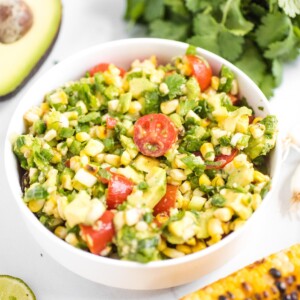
{"left": 125, "top": 0, "right": 300, "bottom": 98}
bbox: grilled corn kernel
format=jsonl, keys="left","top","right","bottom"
{"left": 65, "top": 233, "right": 79, "bottom": 246}
{"left": 163, "top": 247, "right": 185, "bottom": 259}
{"left": 211, "top": 76, "right": 220, "bottom": 90}
{"left": 186, "top": 237, "right": 196, "bottom": 246}
{"left": 169, "top": 169, "right": 187, "bottom": 181}
{"left": 230, "top": 218, "right": 246, "bottom": 231}
{"left": 84, "top": 139, "right": 104, "bottom": 157}
{"left": 54, "top": 226, "right": 68, "bottom": 239}
{"left": 211, "top": 176, "right": 225, "bottom": 187}
{"left": 44, "top": 129, "right": 57, "bottom": 142}
{"left": 104, "top": 154, "right": 121, "bottom": 167}
{"left": 176, "top": 244, "right": 192, "bottom": 255}
{"left": 76, "top": 132, "right": 90, "bottom": 142}
{"left": 121, "top": 150, "right": 131, "bottom": 166}
{"left": 191, "top": 241, "right": 207, "bottom": 253}
{"left": 128, "top": 101, "right": 142, "bottom": 115}
{"left": 208, "top": 218, "right": 224, "bottom": 237}
{"left": 214, "top": 207, "right": 233, "bottom": 222}
{"left": 180, "top": 181, "right": 191, "bottom": 194}
{"left": 158, "top": 238, "right": 167, "bottom": 251}
{"left": 253, "top": 170, "right": 269, "bottom": 183}
{"left": 249, "top": 123, "right": 266, "bottom": 139}
{"left": 252, "top": 193, "right": 262, "bottom": 210}
{"left": 155, "top": 213, "right": 169, "bottom": 225}
{"left": 28, "top": 199, "right": 45, "bottom": 213}
{"left": 200, "top": 118, "right": 211, "bottom": 128}
{"left": 253, "top": 117, "right": 263, "bottom": 124}
{"left": 160, "top": 100, "right": 179, "bottom": 115}
{"left": 200, "top": 143, "right": 215, "bottom": 161}
{"left": 199, "top": 174, "right": 211, "bottom": 186}
{"left": 95, "top": 126, "right": 107, "bottom": 140}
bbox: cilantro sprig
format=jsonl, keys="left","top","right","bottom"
{"left": 125, "top": 0, "right": 300, "bottom": 98}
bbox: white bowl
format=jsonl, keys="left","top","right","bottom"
{"left": 4, "top": 38, "right": 281, "bottom": 290}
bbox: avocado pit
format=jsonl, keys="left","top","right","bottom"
{"left": 0, "top": 0, "right": 33, "bottom": 44}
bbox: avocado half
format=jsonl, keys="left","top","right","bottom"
{"left": 0, "top": 0, "right": 62, "bottom": 100}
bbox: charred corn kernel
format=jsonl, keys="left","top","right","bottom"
{"left": 249, "top": 123, "right": 266, "bottom": 139}
{"left": 191, "top": 241, "right": 207, "bottom": 253}
{"left": 114, "top": 211, "right": 125, "bottom": 231}
{"left": 174, "top": 154, "right": 188, "bottom": 169}
{"left": 155, "top": 213, "right": 169, "bottom": 225}
{"left": 95, "top": 126, "right": 107, "bottom": 139}
{"left": 76, "top": 132, "right": 90, "bottom": 142}
{"left": 65, "top": 233, "right": 79, "bottom": 246}
{"left": 230, "top": 218, "right": 245, "bottom": 231}
{"left": 128, "top": 101, "right": 142, "bottom": 114}
{"left": 200, "top": 143, "right": 215, "bottom": 161}
{"left": 41, "top": 102, "right": 50, "bottom": 114}
{"left": 199, "top": 174, "right": 211, "bottom": 186}
{"left": 158, "top": 238, "right": 167, "bottom": 251}
{"left": 69, "top": 156, "right": 81, "bottom": 171}
{"left": 211, "top": 176, "right": 225, "bottom": 187}
{"left": 44, "top": 129, "right": 57, "bottom": 142}
{"left": 51, "top": 150, "right": 62, "bottom": 164}
{"left": 176, "top": 244, "right": 192, "bottom": 255}
{"left": 200, "top": 118, "right": 211, "bottom": 128}
{"left": 208, "top": 218, "right": 224, "bottom": 238}
{"left": 62, "top": 174, "right": 73, "bottom": 190}
{"left": 54, "top": 226, "right": 68, "bottom": 239}
{"left": 160, "top": 100, "right": 179, "bottom": 115}
{"left": 163, "top": 247, "right": 185, "bottom": 259}
{"left": 104, "top": 154, "right": 121, "bottom": 167}
{"left": 76, "top": 101, "right": 87, "bottom": 114}
{"left": 230, "top": 79, "right": 238, "bottom": 95}
{"left": 84, "top": 139, "right": 105, "bottom": 157}
{"left": 253, "top": 117, "right": 263, "bottom": 124}
{"left": 28, "top": 199, "right": 45, "bottom": 213}
{"left": 253, "top": 170, "right": 269, "bottom": 183}
{"left": 186, "top": 237, "right": 196, "bottom": 246}
{"left": 180, "top": 181, "right": 191, "bottom": 194}
{"left": 108, "top": 99, "right": 119, "bottom": 112}
{"left": 211, "top": 76, "right": 219, "bottom": 90}
{"left": 182, "top": 245, "right": 300, "bottom": 300}
{"left": 159, "top": 82, "right": 169, "bottom": 95}
{"left": 125, "top": 208, "right": 140, "bottom": 226}
{"left": 252, "top": 193, "right": 262, "bottom": 210}
{"left": 236, "top": 115, "right": 249, "bottom": 134}
{"left": 214, "top": 207, "right": 233, "bottom": 222}
{"left": 121, "top": 150, "right": 131, "bottom": 166}
{"left": 169, "top": 169, "right": 187, "bottom": 181}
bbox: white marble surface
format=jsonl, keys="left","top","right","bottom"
{"left": 0, "top": 1, "right": 300, "bottom": 299}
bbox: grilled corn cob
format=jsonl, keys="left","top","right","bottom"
{"left": 182, "top": 244, "right": 300, "bottom": 300}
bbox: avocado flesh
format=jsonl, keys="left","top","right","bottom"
{"left": 0, "top": 0, "right": 62, "bottom": 99}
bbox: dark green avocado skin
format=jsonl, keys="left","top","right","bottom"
{"left": 0, "top": 10, "right": 62, "bottom": 101}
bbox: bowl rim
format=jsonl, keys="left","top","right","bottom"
{"left": 4, "top": 37, "right": 282, "bottom": 269}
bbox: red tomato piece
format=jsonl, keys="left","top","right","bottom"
{"left": 80, "top": 210, "right": 115, "bottom": 255}
{"left": 106, "top": 174, "right": 134, "bottom": 209}
{"left": 106, "top": 117, "right": 117, "bottom": 129}
{"left": 206, "top": 149, "right": 238, "bottom": 170}
{"left": 153, "top": 185, "right": 178, "bottom": 216}
{"left": 186, "top": 55, "right": 212, "bottom": 91}
{"left": 88, "top": 63, "right": 126, "bottom": 77}
{"left": 133, "top": 114, "right": 178, "bottom": 157}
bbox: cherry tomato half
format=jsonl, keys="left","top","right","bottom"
{"left": 106, "top": 174, "right": 134, "bottom": 209}
{"left": 88, "top": 63, "right": 126, "bottom": 77}
{"left": 153, "top": 185, "right": 178, "bottom": 216}
{"left": 80, "top": 210, "right": 115, "bottom": 255}
{"left": 186, "top": 55, "right": 212, "bottom": 91}
{"left": 133, "top": 114, "right": 178, "bottom": 157}
{"left": 206, "top": 149, "right": 238, "bottom": 170}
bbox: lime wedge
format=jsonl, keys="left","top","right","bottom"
{"left": 0, "top": 275, "right": 36, "bottom": 300}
